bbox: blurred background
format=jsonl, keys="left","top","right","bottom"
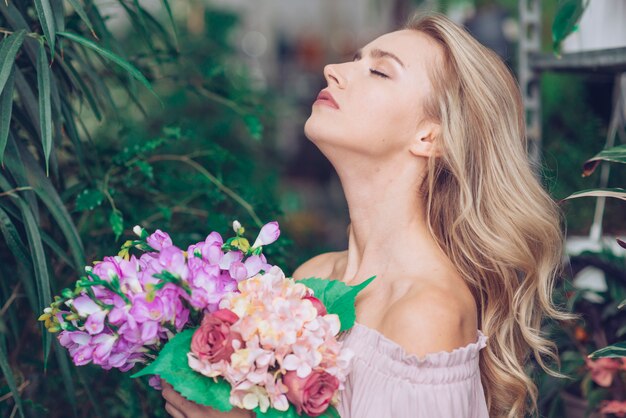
{"left": 1, "top": 0, "right": 625, "bottom": 417}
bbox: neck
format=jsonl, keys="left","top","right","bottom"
{"left": 328, "top": 150, "right": 438, "bottom": 283}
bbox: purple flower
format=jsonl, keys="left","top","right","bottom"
{"left": 146, "top": 230, "right": 173, "bottom": 251}
{"left": 252, "top": 221, "right": 280, "bottom": 248}
{"left": 85, "top": 310, "right": 107, "bottom": 335}
{"left": 229, "top": 261, "right": 248, "bottom": 282}
{"left": 72, "top": 296, "right": 101, "bottom": 317}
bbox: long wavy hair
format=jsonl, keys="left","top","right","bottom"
{"left": 406, "top": 13, "right": 576, "bottom": 418}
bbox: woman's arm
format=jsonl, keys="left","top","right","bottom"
{"left": 161, "top": 379, "right": 255, "bottom": 418}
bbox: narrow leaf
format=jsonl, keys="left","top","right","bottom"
{"left": 0, "top": 66, "right": 15, "bottom": 166}
{"left": 0, "top": 29, "right": 26, "bottom": 94}
{"left": 53, "top": 339, "right": 78, "bottom": 416}
{"left": 588, "top": 341, "right": 626, "bottom": 359}
{"left": 582, "top": 144, "right": 626, "bottom": 177}
{"left": 131, "top": 329, "right": 233, "bottom": 412}
{"left": 57, "top": 31, "right": 159, "bottom": 99}
{"left": 564, "top": 188, "right": 626, "bottom": 202}
{"left": 34, "top": 0, "right": 57, "bottom": 52}
{"left": 12, "top": 144, "right": 86, "bottom": 268}
{"left": 20, "top": 198, "right": 53, "bottom": 368}
{"left": 50, "top": 0, "right": 65, "bottom": 33}
{"left": 0, "top": 340, "right": 25, "bottom": 418}
{"left": 66, "top": 0, "right": 98, "bottom": 38}
{"left": 37, "top": 42, "right": 52, "bottom": 176}
{"left": 161, "top": 0, "right": 179, "bottom": 50}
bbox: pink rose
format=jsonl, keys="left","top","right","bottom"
{"left": 191, "top": 309, "right": 241, "bottom": 363}
{"left": 600, "top": 400, "right": 626, "bottom": 417}
{"left": 283, "top": 370, "right": 339, "bottom": 417}
{"left": 304, "top": 296, "right": 327, "bottom": 316}
{"left": 585, "top": 357, "right": 623, "bottom": 387}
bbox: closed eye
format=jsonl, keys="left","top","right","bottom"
{"left": 369, "top": 69, "right": 388, "bottom": 78}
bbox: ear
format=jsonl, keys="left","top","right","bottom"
{"left": 408, "top": 121, "right": 442, "bottom": 158}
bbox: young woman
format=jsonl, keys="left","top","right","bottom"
{"left": 161, "top": 13, "right": 572, "bottom": 418}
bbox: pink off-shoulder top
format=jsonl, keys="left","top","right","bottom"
{"left": 336, "top": 322, "right": 490, "bottom": 418}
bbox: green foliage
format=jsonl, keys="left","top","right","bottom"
{"left": 132, "top": 329, "right": 233, "bottom": 412}
{"left": 0, "top": 3, "right": 287, "bottom": 418}
{"left": 299, "top": 277, "right": 376, "bottom": 332}
{"left": 552, "top": 0, "right": 586, "bottom": 54}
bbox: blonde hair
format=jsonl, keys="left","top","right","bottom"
{"left": 406, "top": 13, "right": 576, "bottom": 418}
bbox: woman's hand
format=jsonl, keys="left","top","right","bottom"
{"left": 161, "top": 379, "right": 254, "bottom": 418}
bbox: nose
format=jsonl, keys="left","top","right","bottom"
{"left": 323, "top": 63, "right": 346, "bottom": 88}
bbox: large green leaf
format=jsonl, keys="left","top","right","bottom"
{"left": 582, "top": 144, "right": 626, "bottom": 177}
{"left": 37, "top": 42, "right": 53, "bottom": 176}
{"left": 552, "top": 0, "right": 586, "bottom": 54}
{"left": 132, "top": 329, "right": 233, "bottom": 412}
{"left": 0, "top": 66, "right": 15, "bottom": 166}
{"left": 57, "top": 31, "right": 159, "bottom": 99}
{"left": 588, "top": 341, "right": 626, "bottom": 359}
{"left": 0, "top": 338, "right": 25, "bottom": 418}
{"left": 298, "top": 276, "right": 376, "bottom": 332}
{"left": 564, "top": 188, "right": 626, "bottom": 201}
{"left": 0, "top": 29, "right": 26, "bottom": 94}
{"left": 34, "top": 0, "right": 57, "bottom": 52}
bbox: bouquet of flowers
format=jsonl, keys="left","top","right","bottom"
{"left": 39, "top": 221, "right": 277, "bottom": 386}
{"left": 41, "top": 221, "right": 373, "bottom": 417}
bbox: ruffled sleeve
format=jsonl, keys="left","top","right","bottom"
{"left": 336, "top": 322, "right": 489, "bottom": 418}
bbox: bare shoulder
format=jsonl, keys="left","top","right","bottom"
{"left": 292, "top": 251, "right": 347, "bottom": 281}
{"left": 380, "top": 281, "right": 478, "bottom": 359}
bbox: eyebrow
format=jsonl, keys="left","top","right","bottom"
{"left": 352, "top": 48, "right": 406, "bottom": 68}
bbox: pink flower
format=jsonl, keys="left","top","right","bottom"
{"left": 586, "top": 357, "right": 624, "bottom": 387}
{"left": 146, "top": 230, "right": 172, "bottom": 251}
{"left": 304, "top": 296, "right": 327, "bottom": 316}
{"left": 252, "top": 222, "right": 280, "bottom": 248}
{"left": 191, "top": 309, "right": 242, "bottom": 363}
{"left": 600, "top": 400, "right": 626, "bottom": 417}
{"left": 282, "top": 370, "right": 339, "bottom": 417}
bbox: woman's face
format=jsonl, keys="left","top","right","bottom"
{"left": 304, "top": 29, "right": 440, "bottom": 160}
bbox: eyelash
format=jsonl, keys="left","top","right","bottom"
{"left": 369, "top": 69, "right": 388, "bottom": 78}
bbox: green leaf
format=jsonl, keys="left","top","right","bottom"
{"left": 0, "top": 29, "right": 26, "bottom": 94}
{"left": 552, "top": 0, "right": 586, "bottom": 54}
{"left": 110, "top": 209, "right": 124, "bottom": 240}
{"left": 12, "top": 142, "right": 86, "bottom": 269}
{"left": 244, "top": 114, "right": 263, "bottom": 141}
{"left": 0, "top": 66, "right": 15, "bottom": 166}
{"left": 161, "top": 0, "right": 179, "bottom": 50}
{"left": 589, "top": 341, "right": 626, "bottom": 359}
{"left": 298, "top": 276, "right": 376, "bottom": 332}
{"left": 582, "top": 144, "right": 626, "bottom": 177}
{"left": 34, "top": 0, "right": 57, "bottom": 53}
{"left": 564, "top": 188, "right": 626, "bottom": 201}
{"left": 57, "top": 31, "right": 159, "bottom": 100}
{"left": 0, "top": 340, "right": 25, "bottom": 418}
{"left": 75, "top": 188, "right": 105, "bottom": 211}
{"left": 131, "top": 329, "right": 233, "bottom": 412}
{"left": 66, "top": 0, "right": 98, "bottom": 38}
{"left": 255, "top": 405, "right": 340, "bottom": 418}
{"left": 37, "top": 42, "right": 52, "bottom": 176}
{"left": 53, "top": 339, "right": 78, "bottom": 417}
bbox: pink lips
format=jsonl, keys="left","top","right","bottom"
{"left": 314, "top": 90, "right": 339, "bottom": 109}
